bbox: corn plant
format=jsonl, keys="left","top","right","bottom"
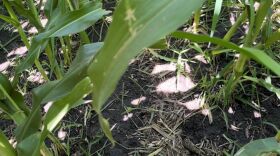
{"left": 0, "top": 0, "right": 280, "bottom": 155}
{"left": 0, "top": 0, "right": 204, "bottom": 155}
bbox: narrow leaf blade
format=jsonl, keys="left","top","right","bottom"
{"left": 171, "top": 31, "right": 280, "bottom": 76}
{"left": 37, "top": 3, "right": 110, "bottom": 39}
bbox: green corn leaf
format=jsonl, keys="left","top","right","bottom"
{"left": 9, "top": 1, "right": 42, "bottom": 30}
{"left": 15, "top": 42, "right": 102, "bottom": 153}
{"left": 0, "top": 100, "right": 25, "bottom": 125}
{"left": 265, "top": 29, "right": 280, "bottom": 47}
{"left": 0, "top": 73, "right": 12, "bottom": 99}
{"left": 99, "top": 115, "right": 115, "bottom": 145}
{"left": 16, "top": 132, "right": 41, "bottom": 156}
{"left": 16, "top": 42, "right": 101, "bottom": 145}
{"left": 16, "top": 78, "right": 92, "bottom": 156}
{"left": 243, "top": 76, "right": 280, "bottom": 99}
{"left": 15, "top": 81, "right": 59, "bottom": 156}
{"left": 276, "top": 131, "right": 280, "bottom": 142}
{"left": 253, "top": 0, "right": 273, "bottom": 39}
{"left": 149, "top": 50, "right": 177, "bottom": 63}
{"left": 44, "top": 0, "right": 68, "bottom": 29}
{"left": 87, "top": 0, "right": 204, "bottom": 144}
{"left": 79, "top": 0, "right": 92, "bottom": 8}
{"left": 149, "top": 38, "right": 168, "bottom": 50}
{"left": 171, "top": 31, "right": 280, "bottom": 76}
{"left": 15, "top": 39, "right": 48, "bottom": 74}
{"left": 10, "top": 91, "right": 30, "bottom": 116}
{"left": 88, "top": 0, "right": 204, "bottom": 113}
{"left": 42, "top": 42, "right": 103, "bottom": 103}
{"left": 210, "top": 0, "right": 223, "bottom": 37}
{"left": 0, "top": 14, "right": 20, "bottom": 27}
{"left": 36, "top": 2, "right": 110, "bottom": 40}
{"left": 43, "top": 77, "right": 92, "bottom": 133}
{"left": 15, "top": 81, "right": 58, "bottom": 143}
{"left": 0, "top": 130, "right": 16, "bottom": 156}
{"left": 44, "top": 0, "right": 59, "bottom": 19}
{"left": 0, "top": 74, "right": 26, "bottom": 125}
{"left": 234, "top": 137, "right": 280, "bottom": 156}
{"left": 0, "top": 90, "right": 29, "bottom": 124}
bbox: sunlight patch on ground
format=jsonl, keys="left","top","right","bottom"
{"left": 27, "top": 71, "right": 45, "bottom": 83}
{"left": 253, "top": 111, "right": 261, "bottom": 118}
{"left": 28, "top": 18, "right": 48, "bottom": 34}
{"left": 20, "top": 21, "right": 29, "bottom": 29}
{"left": 184, "top": 62, "right": 191, "bottom": 73}
{"left": 151, "top": 63, "right": 176, "bottom": 75}
{"left": 193, "top": 54, "right": 208, "bottom": 64}
{"left": 13, "top": 21, "right": 28, "bottom": 33}
{"left": 179, "top": 98, "right": 201, "bottom": 110}
{"left": 8, "top": 46, "right": 27, "bottom": 57}
{"left": 156, "top": 75, "right": 196, "bottom": 94}
{"left": 123, "top": 113, "right": 133, "bottom": 121}
{"left": 228, "top": 107, "right": 235, "bottom": 114}
{"left": 58, "top": 129, "right": 67, "bottom": 141}
{"left": 44, "top": 102, "right": 53, "bottom": 113}
{"left": 201, "top": 107, "right": 213, "bottom": 123}
{"left": 201, "top": 108, "right": 210, "bottom": 116}
{"left": 28, "top": 27, "right": 38, "bottom": 34}
{"left": 8, "top": 138, "right": 16, "bottom": 148}
{"left": 0, "top": 61, "right": 11, "bottom": 72}
{"left": 131, "top": 96, "right": 146, "bottom": 106}
{"left": 229, "top": 12, "right": 236, "bottom": 25}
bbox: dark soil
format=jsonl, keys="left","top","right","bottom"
{"left": 61, "top": 51, "right": 280, "bottom": 155}
{"left": 183, "top": 96, "right": 280, "bottom": 155}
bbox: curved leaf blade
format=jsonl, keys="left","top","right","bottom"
{"left": 15, "top": 39, "right": 48, "bottom": 74}
{"left": 99, "top": 115, "right": 115, "bottom": 145}
{"left": 0, "top": 14, "right": 20, "bottom": 27}
{"left": 16, "top": 132, "right": 41, "bottom": 156}
{"left": 37, "top": 3, "right": 110, "bottom": 40}
{"left": 15, "top": 81, "right": 58, "bottom": 143}
{"left": 210, "top": 0, "right": 223, "bottom": 37}
{"left": 0, "top": 130, "right": 16, "bottom": 156}
{"left": 171, "top": 31, "right": 280, "bottom": 76}
{"left": 43, "top": 77, "right": 92, "bottom": 133}
{"left": 42, "top": 42, "right": 103, "bottom": 103}
{"left": 265, "top": 29, "right": 280, "bottom": 47}
{"left": 87, "top": 0, "right": 205, "bottom": 113}
{"left": 234, "top": 137, "right": 280, "bottom": 156}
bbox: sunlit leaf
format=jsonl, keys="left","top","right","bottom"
{"left": 43, "top": 77, "right": 92, "bottom": 133}
{"left": 149, "top": 38, "right": 168, "bottom": 50}
{"left": 0, "top": 73, "right": 12, "bottom": 99}
{"left": 171, "top": 31, "right": 280, "bottom": 76}
{"left": 265, "top": 29, "right": 280, "bottom": 47}
{"left": 0, "top": 14, "right": 20, "bottom": 27}
{"left": 234, "top": 138, "right": 280, "bottom": 156}
{"left": 36, "top": 2, "right": 110, "bottom": 40}
{"left": 243, "top": 76, "right": 280, "bottom": 99}
{"left": 0, "top": 74, "right": 26, "bottom": 125}
{"left": 0, "top": 130, "right": 16, "bottom": 156}
{"left": 88, "top": 0, "right": 205, "bottom": 114}
{"left": 253, "top": 0, "right": 273, "bottom": 38}
{"left": 99, "top": 115, "right": 115, "bottom": 145}
{"left": 16, "top": 132, "right": 41, "bottom": 156}
{"left": 210, "top": 0, "right": 223, "bottom": 37}
{"left": 42, "top": 42, "right": 103, "bottom": 103}
{"left": 15, "top": 39, "right": 48, "bottom": 74}
{"left": 15, "top": 81, "right": 58, "bottom": 143}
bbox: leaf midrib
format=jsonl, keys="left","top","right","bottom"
{"left": 50, "top": 8, "right": 104, "bottom": 37}
{"left": 95, "top": 0, "right": 199, "bottom": 104}
{"left": 94, "top": 0, "right": 172, "bottom": 104}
